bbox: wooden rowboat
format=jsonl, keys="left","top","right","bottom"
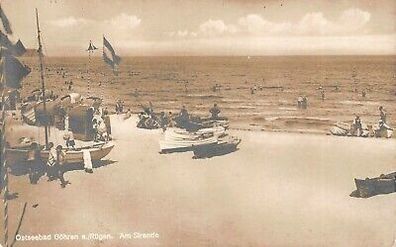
{"left": 353, "top": 173, "right": 396, "bottom": 198}
{"left": 6, "top": 141, "right": 115, "bottom": 164}
{"left": 193, "top": 136, "right": 241, "bottom": 159}
{"left": 160, "top": 137, "right": 218, "bottom": 153}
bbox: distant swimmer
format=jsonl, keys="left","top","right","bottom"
{"left": 297, "top": 96, "right": 302, "bottom": 108}
{"left": 321, "top": 90, "right": 325, "bottom": 101}
{"left": 209, "top": 103, "right": 221, "bottom": 119}
{"left": 298, "top": 96, "right": 308, "bottom": 109}
{"left": 133, "top": 88, "right": 139, "bottom": 97}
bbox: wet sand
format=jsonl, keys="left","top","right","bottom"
{"left": 2, "top": 115, "right": 396, "bottom": 246}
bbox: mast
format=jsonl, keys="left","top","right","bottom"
{"left": 87, "top": 40, "right": 91, "bottom": 97}
{"left": 35, "top": 8, "right": 49, "bottom": 148}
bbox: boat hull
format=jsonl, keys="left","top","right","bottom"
{"left": 6, "top": 142, "right": 115, "bottom": 164}
{"left": 160, "top": 137, "right": 218, "bottom": 153}
{"left": 193, "top": 136, "right": 241, "bottom": 159}
{"left": 354, "top": 173, "right": 396, "bottom": 198}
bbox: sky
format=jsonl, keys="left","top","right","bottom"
{"left": 2, "top": 0, "right": 396, "bottom": 56}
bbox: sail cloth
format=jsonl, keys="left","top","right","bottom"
{"left": 0, "top": 5, "right": 12, "bottom": 35}
{"left": 0, "top": 50, "right": 31, "bottom": 89}
{"left": 102, "top": 36, "right": 121, "bottom": 70}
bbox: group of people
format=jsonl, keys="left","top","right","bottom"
{"left": 115, "top": 99, "right": 125, "bottom": 114}
{"left": 26, "top": 142, "right": 71, "bottom": 188}
{"left": 91, "top": 106, "right": 110, "bottom": 142}
{"left": 297, "top": 96, "right": 308, "bottom": 109}
{"left": 137, "top": 103, "right": 223, "bottom": 131}
{"left": 350, "top": 106, "right": 393, "bottom": 137}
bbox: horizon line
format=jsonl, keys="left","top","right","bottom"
{"left": 34, "top": 54, "right": 396, "bottom": 58}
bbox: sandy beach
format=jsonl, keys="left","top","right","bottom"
{"left": 2, "top": 115, "right": 395, "bottom": 247}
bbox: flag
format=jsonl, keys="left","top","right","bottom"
{"left": 103, "top": 36, "right": 121, "bottom": 66}
{"left": 11, "top": 39, "right": 26, "bottom": 57}
{"left": 1, "top": 51, "right": 31, "bottom": 89}
{"left": 0, "top": 6, "right": 12, "bottom": 35}
{"left": 0, "top": 33, "right": 26, "bottom": 57}
{"left": 87, "top": 40, "right": 98, "bottom": 52}
{"left": 102, "top": 51, "right": 114, "bottom": 69}
{"left": 0, "top": 31, "right": 13, "bottom": 50}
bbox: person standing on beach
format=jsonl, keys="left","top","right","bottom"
{"left": 209, "top": 103, "right": 221, "bottom": 119}
{"left": 65, "top": 131, "right": 76, "bottom": 150}
{"left": 379, "top": 106, "right": 387, "bottom": 124}
{"left": 179, "top": 105, "right": 189, "bottom": 122}
{"left": 351, "top": 115, "right": 363, "bottom": 136}
{"left": 26, "top": 142, "right": 43, "bottom": 184}
{"left": 55, "top": 145, "right": 69, "bottom": 188}
{"left": 46, "top": 142, "right": 57, "bottom": 181}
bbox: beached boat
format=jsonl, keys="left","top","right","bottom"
{"left": 160, "top": 136, "right": 218, "bottom": 153}
{"left": 160, "top": 127, "right": 224, "bottom": 153}
{"left": 353, "top": 172, "right": 396, "bottom": 198}
{"left": 174, "top": 115, "right": 229, "bottom": 131}
{"left": 329, "top": 121, "right": 393, "bottom": 138}
{"left": 164, "top": 126, "right": 226, "bottom": 141}
{"left": 193, "top": 136, "right": 241, "bottom": 159}
{"left": 6, "top": 141, "right": 115, "bottom": 164}
{"left": 330, "top": 121, "right": 371, "bottom": 137}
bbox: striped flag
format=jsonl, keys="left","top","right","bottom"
{"left": 102, "top": 36, "right": 121, "bottom": 70}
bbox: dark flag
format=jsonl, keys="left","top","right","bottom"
{"left": 12, "top": 39, "right": 26, "bottom": 57}
{"left": 1, "top": 52, "right": 31, "bottom": 89}
{"left": 0, "top": 6, "right": 12, "bottom": 35}
{"left": 0, "top": 32, "right": 26, "bottom": 56}
{"left": 0, "top": 31, "right": 13, "bottom": 50}
{"left": 103, "top": 36, "right": 121, "bottom": 66}
{"left": 87, "top": 40, "right": 98, "bottom": 52}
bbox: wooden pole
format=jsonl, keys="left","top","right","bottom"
{"left": 1, "top": 44, "right": 9, "bottom": 247}
{"left": 35, "top": 8, "right": 49, "bottom": 148}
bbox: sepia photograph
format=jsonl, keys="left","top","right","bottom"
{"left": 0, "top": 0, "right": 395, "bottom": 246}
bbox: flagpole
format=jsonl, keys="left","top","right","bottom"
{"left": 0, "top": 40, "right": 10, "bottom": 247}
{"left": 35, "top": 8, "right": 49, "bottom": 148}
{"left": 87, "top": 40, "right": 91, "bottom": 98}
{"left": 0, "top": 1, "right": 10, "bottom": 245}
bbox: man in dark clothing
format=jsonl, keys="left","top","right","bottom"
{"left": 209, "top": 103, "right": 221, "bottom": 119}
{"left": 26, "top": 142, "right": 43, "bottom": 184}
{"left": 179, "top": 105, "right": 189, "bottom": 122}
{"left": 55, "top": 145, "right": 70, "bottom": 188}
{"left": 379, "top": 106, "right": 387, "bottom": 124}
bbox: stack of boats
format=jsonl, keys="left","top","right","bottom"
{"left": 160, "top": 126, "right": 241, "bottom": 158}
